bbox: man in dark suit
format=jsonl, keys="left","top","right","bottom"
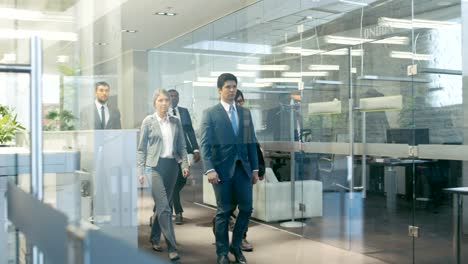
{"left": 168, "top": 89, "right": 200, "bottom": 224}
{"left": 80, "top": 81, "right": 121, "bottom": 130}
{"left": 200, "top": 73, "right": 259, "bottom": 264}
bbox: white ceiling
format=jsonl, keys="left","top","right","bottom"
{"left": 120, "top": 0, "right": 259, "bottom": 50}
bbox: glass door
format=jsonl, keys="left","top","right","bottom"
{"left": 411, "top": 1, "right": 463, "bottom": 263}
{"left": 0, "top": 66, "right": 31, "bottom": 264}
{"left": 299, "top": 33, "right": 354, "bottom": 249}
{"left": 350, "top": 26, "right": 416, "bottom": 262}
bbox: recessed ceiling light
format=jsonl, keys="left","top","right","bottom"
{"left": 94, "top": 42, "right": 108, "bottom": 46}
{"left": 155, "top": 12, "right": 177, "bottom": 16}
{"left": 122, "top": 29, "right": 138, "bottom": 33}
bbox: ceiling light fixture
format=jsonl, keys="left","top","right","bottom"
{"left": 390, "top": 51, "right": 432, "bottom": 60}
{"left": 309, "top": 65, "right": 340, "bottom": 71}
{"left": 155, "top": 12, "right": 177, "bottom": 16}
{"left": 339, "top": 0, "right": 369, "bottom": 6}
{"left": 197, "top": 77, "right": 219, "bottom": 82}
{"left": 0, "top": 29, "right": 77, "bottom": 41}
{"left": 210, "top": 71, "right": 256, "bottom": 77}
{"left": 282, "top": 46, "right": 364, "bottom": 56}
{"left": 312, "top": 80, "right": 344, "bottom": 85}
{"left": 0, "top": 8, "right": 73, "bottom": 22}
{"left": 185, "top": 41, "right": 271, "bottom": 54}
{"left": 237, "top": 64, "right": 290, "bottom": 71}
{"left": 56, "top": 55, "right": 69, "bottom": 63}
{"left": 0, "top": 53, "right": 16, "bottom": 63}
{"left": 192, "top": 81, "right": 215, "bottom": 87}
{"left": 326, "top": 35, "right": 374, "bottom": 45}
{"left": 378, "top": 17, "right": 459, "bottom": 29}
{"left": 283, "top": 46, "right": 322, "bottom": 56}
{"left": 122, "top": 29, "right": 138, "bottom": 33}
{"left": 255, "top": 78, "right": 301, "bottom": 83}
{"left": 372, "top": 36, "right": 409, "bottom": 45}
{"left": 241, "top": 82, "right": 273, "bottom": 88}
{"left": 282, "top": 72, "right": 329, "bottom": 77}
{"left": 357, "top": 75, "right": 431, "bottom": 83}
{"left": 324, "top": 48, "right": 363, "bottom": 56}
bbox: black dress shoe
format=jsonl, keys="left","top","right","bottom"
{"left": 217, "top": 255, "right": 230, "bottom": 264}
{"left": 240, "top": 239, "right": 253, "bottom": 252}
{"left": 230, "top": 247, "right": 247, "bottom": 264}
{"left": 175, "top": 213, "right": 183, "bottom": 225}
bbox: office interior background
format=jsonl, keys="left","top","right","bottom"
{"left": 1, "top": 0, "right": 468, "bottom": 263}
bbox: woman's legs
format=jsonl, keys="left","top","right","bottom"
{"left": 149, "top": 158, "right": 179, "bottom": 252}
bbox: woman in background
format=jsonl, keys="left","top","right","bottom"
{"left": 137, "top": 89, "right": 190, "bottom": 261}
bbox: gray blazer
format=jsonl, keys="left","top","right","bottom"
{"left": 137, "top": 114, "right": 189, "bottom": 176}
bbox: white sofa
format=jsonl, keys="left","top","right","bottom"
{"left": 203, "top": 168, "right": 323, "bottom": 222}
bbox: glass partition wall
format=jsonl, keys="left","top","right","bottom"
{"left": 150, "top": 0, "right": 467, "bottom": 263}
{"left": 0, "top": 1, "right": 142, "bottom": 263}
{"left": 2, "top": 0, "right": 467, "bottom": 263}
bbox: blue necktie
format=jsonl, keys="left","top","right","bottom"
{"left": 229, "top": 105, "right": 238, "bottom": 135}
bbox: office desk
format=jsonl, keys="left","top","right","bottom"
{"left": 443, "top": 187, "right": 468, "bottom": 264}
{"left": 371, "top": 158, "right": 432, "bottom": 211}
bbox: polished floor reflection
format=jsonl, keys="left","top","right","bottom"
{"left": 136, "top": 161, "right": 467, "bottom": 263}
{"left": 137, "top": 190, "right": 386, "bottom": 264}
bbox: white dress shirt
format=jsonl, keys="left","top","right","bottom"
{"left": 95, "top": 100, "right": 109, "bottom": 126}
{"left": 155, "top": 113, "right": 174, "bottom": 158}
{"left": 220, "top": 100, "right": 238, "bottom": 130}
{"left": 170, "top": 106, "right": 179, "bottom": 118}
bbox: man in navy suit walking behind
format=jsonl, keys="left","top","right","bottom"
{"left": 200, "top": 73, "right": 259, "bottom": 264}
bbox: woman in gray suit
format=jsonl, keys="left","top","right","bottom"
{"left": 137, "top": 89, "right": 190, "bottom": 261}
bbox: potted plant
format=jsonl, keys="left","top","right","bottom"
{"left": 44, "top": 108, "right": 77, "bottom": 131}
{"left": 0, "top": 104, "right": 25, "bottom": 146}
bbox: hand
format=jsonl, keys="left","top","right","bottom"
{"left": 259, "top": 174, "right": 265, "bottom": 181}
{"left": 193, "top": 152, "right": 201, "bottom": 163}
{"left": 182, "top": 168, "right": 190, "bottom": 178}
{"left": 251, "top": 171, "right": 259, "bottom": 184}
{"left": 207, "top": 171, "right": 220, "bottom": 185}
{"left": 138, "top": 175, "right": 145, "bottom": 185}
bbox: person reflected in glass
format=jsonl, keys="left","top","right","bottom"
{"left": 200, "top": 73, "right": 259, "bottom": 264}
{"left": 137, "top": 89, "right": 190, "bottom": 261}
{"left": 80, "top": 81, "right": 121, "bottom": 130}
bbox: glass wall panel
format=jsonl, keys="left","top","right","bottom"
{"left": 412, "top": 1, "right": 464, "bottom": 263}
{"left": 349, "top": 0, "right": 416, "bottom": 261}
{"left": 8, "top": 0, "right": 453, "bottom": 263}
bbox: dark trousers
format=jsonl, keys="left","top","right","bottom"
{"left": 172, "top": 163, "right": 186, "bottom": 214}
{"left": 212, "top": 161, "right": 253, "bottom": 256}
{"left": 212, "top": 204, "right": 248, "bottom": 239}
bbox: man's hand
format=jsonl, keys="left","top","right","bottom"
{"left": 207, "top": 171, "right": 220, "bottom": 185}
{"left": 193, "top": 152, "right": 201, "bottom": 163}
{"left": 138, "top": 175, "right": 145, "bottom": 185}
{"left": 259, "top": 173, "right": 265, "bottom": 181}
{"left": 182, "top": 168, "right": 190, "bottom": 178}
{"left": 251, "top": 171, "right": 259, "bottom": 184}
